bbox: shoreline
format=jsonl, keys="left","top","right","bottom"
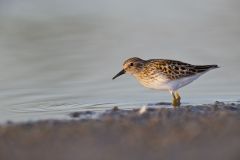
{"left": 1, "top": 101, "right": 240, "bottom": 160}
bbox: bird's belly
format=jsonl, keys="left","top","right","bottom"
{"left": 167, "top": 73, "right": 203, "bottom": 91}
{"left": 136, "top": 73, "right": 203, "bottom": 91}
{"left": 136, "top": 77, "right": 170, "bottom": 90}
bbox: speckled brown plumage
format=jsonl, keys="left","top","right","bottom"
{"left": 143, "top": 59, "right": 218, "bottom": 80}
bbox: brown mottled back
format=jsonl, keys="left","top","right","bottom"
{"left": 143, "top": 59, "right": 218, "bottom": 80}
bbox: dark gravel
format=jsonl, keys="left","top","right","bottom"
{"left": 1, "top": 101, "right": 240, "bottom": 160}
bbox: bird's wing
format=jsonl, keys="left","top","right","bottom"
{"left": 145, "top": 59, "right": 218, "bottom": 80}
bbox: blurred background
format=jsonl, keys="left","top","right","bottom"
{"left": 0, "top": 0, "right": 239, "bottom": 122}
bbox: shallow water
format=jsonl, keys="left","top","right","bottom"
{"left": 0, "top": 0, "right": 239, "bottom": 123}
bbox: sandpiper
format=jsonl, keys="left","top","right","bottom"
{"left": 112, "top": 57, "right": 218, "bottom": 107}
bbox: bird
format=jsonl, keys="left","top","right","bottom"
{"left": 112, "top": 57, "right": 219, "bottom": 107}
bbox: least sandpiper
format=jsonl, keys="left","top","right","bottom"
{"left": 112, "top": 57, "right": 219, "bottom": 107}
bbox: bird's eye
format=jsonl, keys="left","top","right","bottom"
{"left": 130, "top": 63, "right": 134, "bottom": 66}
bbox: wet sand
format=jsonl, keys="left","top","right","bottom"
{"left": 1, "top": 101, "right": 240, "bottom": 160}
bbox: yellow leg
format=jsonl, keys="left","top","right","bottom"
{"left": 170, "top": 91, "right": 179, "bottom": 107}
{"left": 175, "top": 91, "right": 181, "bottom": 106}
{"left": 172, "top": 97, "right": 178, "bottom": 107}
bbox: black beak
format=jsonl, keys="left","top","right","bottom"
{"left": 112, "top": 69, "right": 126, "bottom": 80}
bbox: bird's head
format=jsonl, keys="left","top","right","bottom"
{"left": 112, "top": 57, "right": 145, "bottom": 80}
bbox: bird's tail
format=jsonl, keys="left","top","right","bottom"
{"left": 196, "top": 64, "right": 219, "bottom": 69}
{"left": 194, "top": 64, "right": 219, "bottom": 72}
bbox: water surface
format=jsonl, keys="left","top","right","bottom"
{"left": 0, "top": 0, "right": 239, "bottom": 123}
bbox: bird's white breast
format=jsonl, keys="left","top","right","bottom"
{"left": 135, "top": 72, "right": 204, "bottom": 91}
{"left": 135, "top": 75, "right": 170, "bottom": 90}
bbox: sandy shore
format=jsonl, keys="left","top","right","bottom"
{"left": 0, "top": 101, "right": 240, "bottom": 160}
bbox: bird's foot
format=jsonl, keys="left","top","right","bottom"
{"left": 171, "top": 91, "right": 181, "bottom": 107}
{"left": 172, "top": 98, "right": 180, "bottom": 107}
{"left": 176, "top": 97, "right": 181, "bottom": 106}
